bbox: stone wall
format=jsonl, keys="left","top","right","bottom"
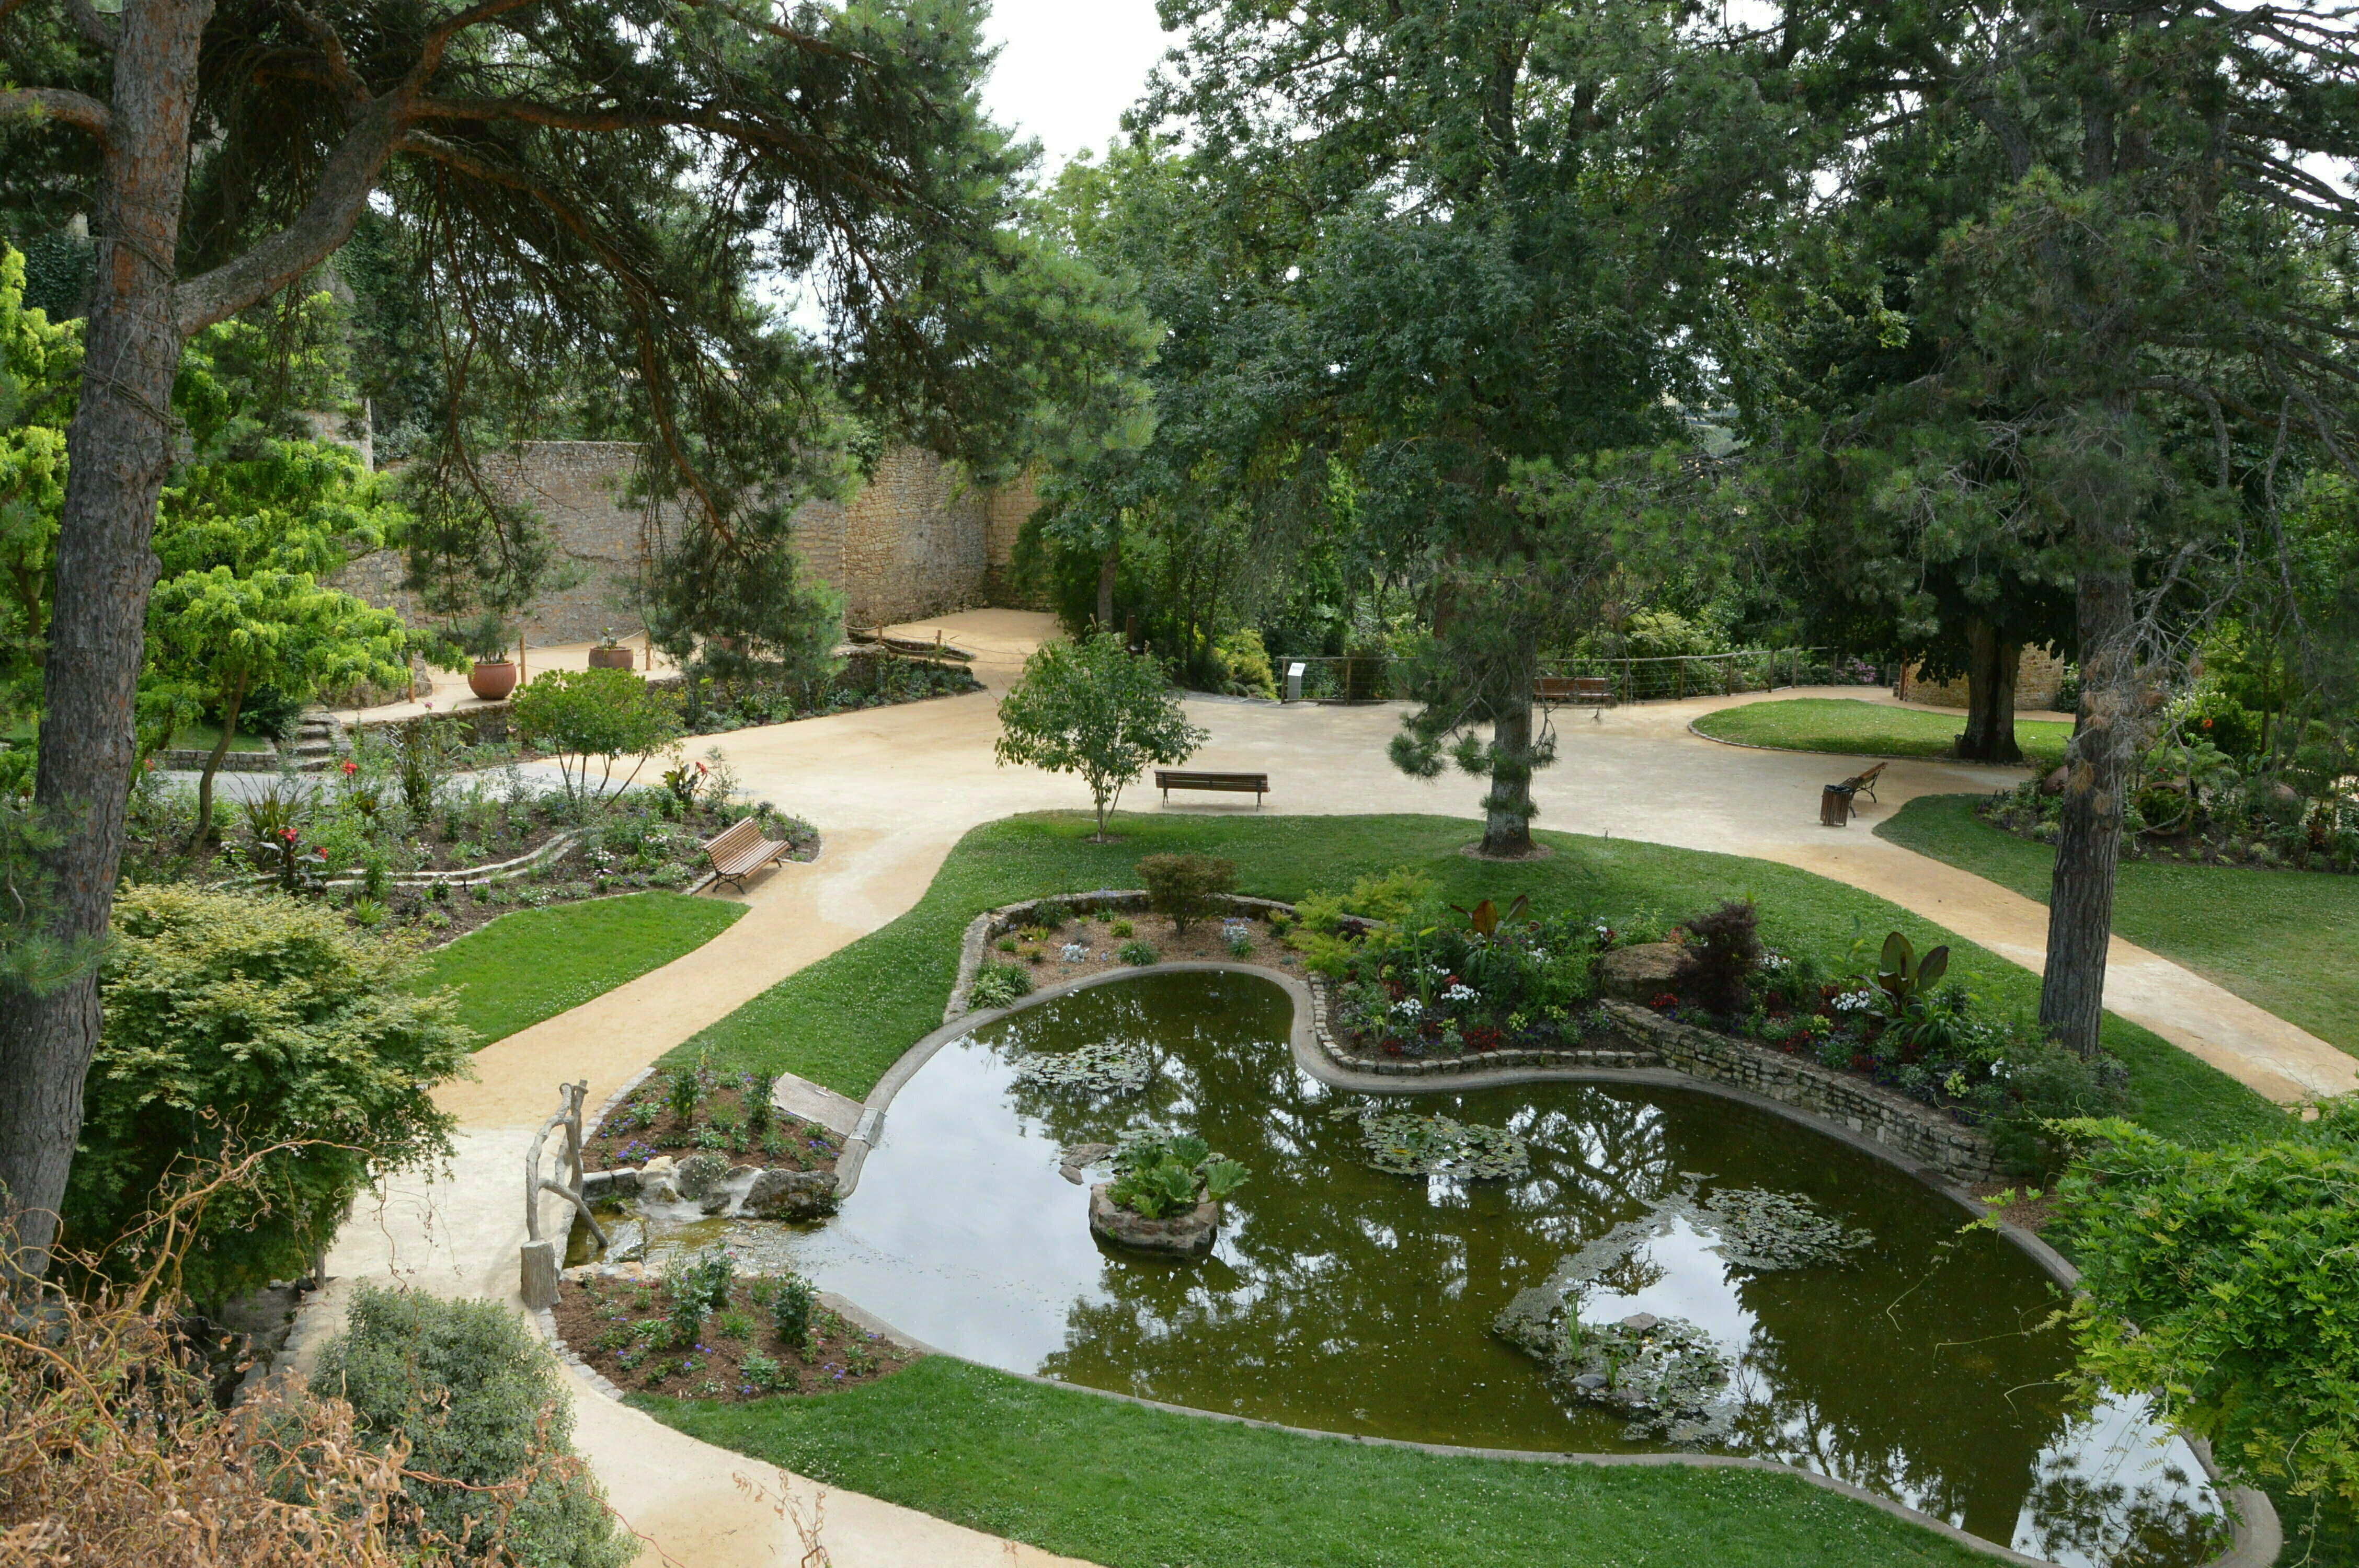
{"left": 331, "top": 442, "right": 1042, "bottom": 644}
{"left": 1596, "top": 1002, "right": 2005, "bottom": 1183}
{"left": 1904, "top": 644, "right": 2069, "bottom": 713}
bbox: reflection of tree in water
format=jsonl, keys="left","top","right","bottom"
{"left": 2016, "top": 1445, "right": 2226, "bottom": 1568}
{"left": 1710, "top": 1230, "right": 2070, "bottom": 1542}
{"left": 971, "top": 974, "right": 2214, "bottom": 1563}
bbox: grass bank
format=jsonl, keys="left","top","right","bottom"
{"left": 639, "top": 1358, "right": 1997, "bottom": 1568}
{"left": 1692, "top": 697, "right": 2072, "bottom": 768}
{"left": 675, "top": 812, "right": 2275, "bottom": 1149}
{"left": 415, "top": 891, "right": 743, "bottom": 1046}
{"left": 1881, "top": 793, "right": 2359, "bottom": 1058}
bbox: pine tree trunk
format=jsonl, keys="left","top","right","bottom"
{"left": 1480, "top": 693, "right": 1539, "bottom": 858}
{"left": 1955, "top": 620, "right": 2023, "bottom": 763}
{"left": 2040, "top": 406, "right": 2149, "bottom": 1059}
{"left": 0, "top": 0, "right": 210, "bottom": 1282}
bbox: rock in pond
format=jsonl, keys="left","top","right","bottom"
{"left": 741, "top": 1168, "right": 841, "bottom": 1220}
{"left": 1089, "top": 1184, "right": 1218, "bottom": 1259}
{"left": 1596, "top": 942, "right": 1696, "bottom": 1002}
{"left": 674, "top": 1152, "right": 730, "bottom": 1201}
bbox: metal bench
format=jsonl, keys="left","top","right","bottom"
{"left": 1155, "top": 769, "right": 1269, "bottom": 806}
{"left": 701, "top": 816, "right": 789, "bottom": 891}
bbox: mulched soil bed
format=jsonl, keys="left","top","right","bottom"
{"left": 555, "top": 1275, "right": 917, "bottom": 1402}
{"left": 987, "top": 908, "right": 1300, "bottom": 989}
{"left": 584, "top": 1077, "right": 842, "bottom": 1174}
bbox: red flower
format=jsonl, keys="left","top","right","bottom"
{"left": 1651, "top": 992, "right": 1681, "bottom": 1010}
{"left": 281, "top": 828, "right": 298, "bottom": 843}
{"left": 342, "top": 760, "right": 358, "bottom": 775}
{"left": 696, "top": 762, "right": 708, "bottom": 774}
{"left": 2201, "top": 717, "right": 2214, "bottom": 729}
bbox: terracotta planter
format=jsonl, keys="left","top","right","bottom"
{"left": 588, "top": 645, "right": 636, "bottom": 671}
{"left": 467, "top": 660, "right": 519, "bottom": 700}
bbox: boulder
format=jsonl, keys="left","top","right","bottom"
{"left": 1059, "top": 1142, "right": 1117, "bottom": 1184}
{"left": 640, "top": 1155, "right": 677, "bottom": 1177}
{"left": 580, "top": 1168, "right": 639, "bottom": 1200}
{"left": 674, "top": 1152, "right": 729, "bottom": 1201}
{"left": 741, "top": 1167, "right": 840, "bottom": 1220}
{"left": 1088, "top": 1184, "right": 1218, "bottom": 1259}
{"left": 1596, "top": 943, "right": 1696, "bottom": 1004}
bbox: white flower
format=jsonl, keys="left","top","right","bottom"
{"left": 1761, "top": 952, "right": 1791, "bottom": 971}
{"left": 1061, "top": 942, "right": 1089, "bottom": 961}
{"left": 1528, "top": 948, "right": 1549, "bottom": 962}
{"left": 1441, "top": 983, "right": 1479, "bottom": 1004}
{"left": 1392, "top": 997, "right": 1425, "bottom": 1018}
{"left": 1831, "top": 989, "right": 1875, "bottom": 1013}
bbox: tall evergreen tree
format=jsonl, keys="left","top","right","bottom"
{"left": 0, "top": 0, "right": 1144, "bottom": 1278}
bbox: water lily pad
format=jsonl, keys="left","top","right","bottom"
{"left": 1014, "top": 1040, "right": 1152, "bottom": 1094}
{"left": 1333, "top": 1105, "right": 1530, "bottom": 1180}
{"left": 1694, "top": 1186, "right": 1873, "bottom": 1270}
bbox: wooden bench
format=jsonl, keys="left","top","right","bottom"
{"left": 1156, "top": 770, "right": 1269, "bottom": 807}
{"left": 1839, "top": 760, "right": 1888, "bottom": 804}
{"left": 1536, "top": 675, "right": 1614, "bottom": 709}
{"left": 701, "top": 817, "right": 790, "bottom": 891}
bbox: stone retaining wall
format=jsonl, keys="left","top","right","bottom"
{"left": 1594, "top": 1001, "right": 2005, "bottom": 1183}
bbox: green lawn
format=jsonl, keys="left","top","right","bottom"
{"left": 679, "top": 811, "right": 2274, "bottom": 1155}
{"left": 639, "top": 1359, "right": 1998, "bottom": 1568}
{"left": 414, "top": 892, "right": 743, "bottom": 1046}
{"left": 1692, "top": 698, "right": 2074, "bottom": 768}
{"left": 1880, "top": 793, "right": 2359, "bottom": 1059}
{"left": 168, "top": 718, "right": 277, "bottom": 753}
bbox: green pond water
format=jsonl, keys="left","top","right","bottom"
{"left": 623, "top": 970, "right": 2225, "bottom": 1567}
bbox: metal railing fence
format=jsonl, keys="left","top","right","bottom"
{"left": 1269, "top": 648, "right": 1897, "bottom": 705}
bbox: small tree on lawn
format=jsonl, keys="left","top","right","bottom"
{"left": 994, "top": 633, "right": 1207, "bottom": 841}
{"left": 509, "top": 668, "right": 684, "bottom": 814}
{"left": 146, "top": 568, "right": 408, "bottom": 843}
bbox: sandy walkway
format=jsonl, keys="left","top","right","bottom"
{"left": 316, "top": 608, "right": 2345, "bottom": 1568}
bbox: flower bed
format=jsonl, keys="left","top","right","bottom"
{"left": 554, "top": 1253, "right": 914, "bottom": 1402}
{"left": 949, "top": 891, "right": 1298, "bottom": 1017}
{"left": 123, "top": 751, "right": 815, "bottom": 943}
{"left": 1297, "top": 866, "right": 2125, "bottom": 1176}
{"left": 583, "top": 1066, "right": 842, "bottom": 1174}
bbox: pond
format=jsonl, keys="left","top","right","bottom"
{"left": 636, "top": 970, "right": 2226, "bottom": 1568}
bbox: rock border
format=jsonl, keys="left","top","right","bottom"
{"left": 944, "top": 889, "right": 1295, "bottom": 1022}
{"left": 838, "top": 954, "right": 2278, "bottom": 1568}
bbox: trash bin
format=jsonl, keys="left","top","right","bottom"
{"left": 1820, "top": 784, "right": 1857, "bottom": 827}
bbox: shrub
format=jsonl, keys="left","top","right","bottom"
{"left": 1214, "top": 627, "right": 1277, "bottom": 698}
{"left": 1107, "top": 1134, "right": 1249, "bottom": 1218}
{"left": 314, "top": 1286, "right": 633, "bottom": 1567}
{"left": 1137, "top": 851, "right": 1236, "bottom": 933}
{"left": 770, "top": 1271, "right": 817, "bottom": 1349}
{"left": 968, "top": 962, "right": 1035, "bottom": 1009}
{"left": 1117, "top": 939, "right": 1159, "bottom": 966}
{"left": 0, "top": 1278, "right": 426, "bottom": 1566}
{"left": 509, "top": 667, "right": 683, "bottom": 812}
{"left": 1032, "top": 898, "right": 1069, "bottom": 929}
{"left": 1109, "top": 918, "right": 1135, "bottom": 938}
{"left": 62, "top": 885, "right": 471, "bottom": 1307}
{"left": 1981, "top": 1042, "right": 2133, "bottom": 1176}
{"left": 663, "top": 1246, "right": 735, "bottom": 1320}
{"left": 2051, "top": 1102, "right": 2359, "bottom": 1523}
{"left": 745, "top": 1069, "right": 776, "bottom": 1135}
{"left": 1681, "top": 900, "right": 1761, "bottom": 1014}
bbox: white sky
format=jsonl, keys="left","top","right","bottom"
{"left": 978, "top": 1, "right": 1176, "bottom": 174}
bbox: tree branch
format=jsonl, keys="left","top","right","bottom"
{"left": 0, "top": 86, "right": 110, "bottom": 141}
{"left": 173, "top": 101, "right": 406, "bottom": 335}
{"left": 63, "top": 0, "right": 114, "bottom": 50}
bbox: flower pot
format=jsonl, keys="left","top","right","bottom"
{"left": 467, "top": 659, "right": 519, "bottom": 700}
{"left": 588, "top": 645, "right": 636, "bottom": 671}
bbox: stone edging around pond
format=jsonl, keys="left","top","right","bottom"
{"left": 844, "top": 958, "right": 2281, "bottom": 1568}
{"left": 944, "top": 890, "right": 1296, "bottom": 1022}
{"left": 1308, "top": 979, "right": 2007, "bottom": 1186}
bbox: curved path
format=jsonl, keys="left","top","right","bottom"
{"left": 312, "top": 608, "right": 2347, "bottom": 1568}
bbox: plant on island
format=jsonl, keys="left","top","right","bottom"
{"left": 1106, "top": 1134, "right": 1248, "bottom": 1220}
{"left": 1137, "top": 851, "right": 1237, "bottom": 933}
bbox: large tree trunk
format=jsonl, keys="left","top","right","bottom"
{"left": 1479, "top": 698, "right": 1540, "bottom": 856}
{"left": 1955, "top": 620, "right": 2023, "bottom": 763}
{"left": 2040, "top": 405, "right": 2150, "bottom": 1059}
{"left": 0, "top": 0, "right": 210, "bottom": 1283}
